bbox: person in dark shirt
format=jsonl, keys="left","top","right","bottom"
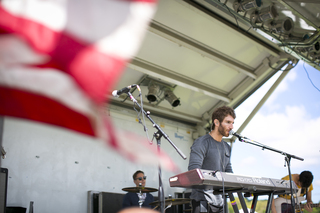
{"left": 188, "top": 106, "right": 236, "bottom": 213}
{"left": 122, "top": 170, "right": 154, "bottom": 209}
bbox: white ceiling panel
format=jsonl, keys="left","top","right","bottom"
{"left": 110, "top": 0, "right": 318, "bottom": 133}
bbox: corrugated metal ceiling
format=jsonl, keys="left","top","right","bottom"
{"left": 109, "top": 0, "right": 319, "bottom": 134}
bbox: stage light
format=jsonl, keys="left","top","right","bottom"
{"left": 164, "top": 89, "right": 180, "bottom": 107}
{"left": 295, "top": 41, "right": 320, "bottom": 53}
{"left": 146, "top": 82, "right": 160, "bottom": 102}
{"left": 233, "top": 0, "right": 261, "bottom": 12}
{"left": 250, "top": 5, "right": 278, "bottom": 24}
{"left": 269, "top": 17, "right": 294, "bottom": 34}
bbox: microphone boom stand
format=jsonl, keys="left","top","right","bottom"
{"left": 235, "top": 135, "right": 303, "bottom": 213}
{"left": 126, "top": 91, "right": 187, "bottom": 213}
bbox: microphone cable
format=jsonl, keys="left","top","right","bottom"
{"left": 303, "top": 61, "right": 320, "bottom": 92}
{"left": 132, "top": 85, "right": 151, "bottom": 144}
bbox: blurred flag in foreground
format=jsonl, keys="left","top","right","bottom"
{"left": 0, "top": 0, "right": 178, "bottom": 172}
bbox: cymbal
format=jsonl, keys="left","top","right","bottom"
{"left": 122, "top": 187, "right": 158, "bottom": 193}
{"left": 149, "top": 198, "right": 191, "bottom": 206}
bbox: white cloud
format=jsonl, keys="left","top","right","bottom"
{"left": 234, "top": 69, "right": 297, "bottom": 121}
{"left": 315, "top": 179, "right": 320, "bottom": 187}
{"left": 271, "top": 69, "right": 296, "bottom": 97}
{"left": 263, "top": 69, "right": 297, "bottom": 109}
{"left": 239, "top": 105, "right": 320, "bottom": 168}
{"left": 240, "top": 156, "right": 256, "bottom": 165}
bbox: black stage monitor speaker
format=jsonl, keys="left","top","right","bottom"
{"left": 0, "top": 168, "right": 8, "bottom": 213}
{"left": 99, "top": 192, "right": 124, "bottom": 213}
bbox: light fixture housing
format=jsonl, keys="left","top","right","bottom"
{"left": 250, "top": 5, "right": 278, "bottom": 24}
{"left": 164, "top": 89, "right": 180, "bottom": 107}
{"left": 296, "top": 41, "right": 320, "bottom": 53}
{"left": 269, "top": 17, "right": 294, "bottom": 34}
{"left": 146, "top": 82, "right": 160, "bottom": 102}
{"left": 233, "top": 0, "right": 261, "bottom": 12}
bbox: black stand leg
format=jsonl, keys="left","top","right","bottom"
{"left": 285, "top": 156, "right": 296, "bottom": 213}
{"left": 228, "top": 193, "right": 239, "bottom": 213}
{"left": 250, "top": 195, "right": 258, "bottom": 213}
{"left": 237, "top": 192, "right": 249, "bottom": 213}
{"left": 265, "top": 192, "right": 274, "bottom": 213}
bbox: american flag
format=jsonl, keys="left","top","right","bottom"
{"left": 0, "top": 0, "right": 178, "bottom": 172}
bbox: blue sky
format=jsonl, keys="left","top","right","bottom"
{"left": 232, "top": 61, "right": 320, "bottom": 203}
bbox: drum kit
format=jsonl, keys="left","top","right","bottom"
{"left": 122, "top": 186, "right": 191, "bottom": 210}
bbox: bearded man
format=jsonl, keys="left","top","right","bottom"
{"left": 188, "top": 106, "right": 236, "bottom": 213}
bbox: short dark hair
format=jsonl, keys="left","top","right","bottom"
{"left": 211, "top": 106, "right": 236, "bottom": 130}
{"left": 299, "top": 171, "right": 313, "bottom": 188}
{"left": 133, "top": 170, "right": 144, "bottom": 180}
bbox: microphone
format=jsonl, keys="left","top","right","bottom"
{"left": 229, "top": 130, "right": 246, "bottom": 139}
{"left": 112, "top": 84, "right": 137, "bottom": 97}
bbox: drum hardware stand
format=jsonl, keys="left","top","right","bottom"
{"left": 126, "top": 91, "right": 187, "bottom": 213}
{"left": 234, "top": 135, "right": 304, "bottom": 213}
{"left": 138, "top": 183, "right": 143, "bottom": 208}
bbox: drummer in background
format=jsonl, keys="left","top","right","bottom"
{"left": 122, "top": 170, "right": 154, "bottom": 209}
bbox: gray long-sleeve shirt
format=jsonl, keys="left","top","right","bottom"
{"left": 188, "top": 134, "right": 233, "bottom": 206}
